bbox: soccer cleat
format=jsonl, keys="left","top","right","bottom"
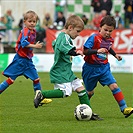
{"left": 34, "top": 90, "right": 44, "bottom": 108}
{"left": 90, "top": 113, "right": 103, "bottom": 120}
{"left": 122, "top": 107, "right": 133, "bottom": 118}
{"left": 39, "top": 98, "right": 52, "bottom": 106}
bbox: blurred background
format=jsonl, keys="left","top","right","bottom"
{"left": 0, "top": 0, "right": 133, "bottom": 73}
{"left": 0, "top": 0, "right": 129, "bottom": 27}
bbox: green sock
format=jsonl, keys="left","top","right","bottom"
{"left": 78, "top": 90, "right": 91, "bottom": 108}
{"left": 41, "top": 89, "right": 64, "bottom": 98}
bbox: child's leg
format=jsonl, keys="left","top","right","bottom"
{"left": 41, "top": 89, "right": 64, "bottom": 98}
{"left": 34, "top": 89, "right": 64, "bottom": 108}
{"left": 111, "top": 86, "right": 133, "bottom": 117}
{"left": 33, "top": 78, "right": 62, "bottom": 98}
{"left": 33, "top": 78, "right": 42, "bottom": 91}
{"left": 73, "top": 78, "right": 91, "bottom": 107}
{"left": 76, "top": 87, "right": 91, "bottom": 107}
{"left": 39, "top": 89, "right": 63, "bottom": 106}
{"left": 77, "top": 89, "right": 91, "bottom": 107}
{"left": 110, "top": 84, "right": 127, "bottom": 112}
{"left": 33, "top": 78, "right": 53, "bottom": 105}
{"left": 0, "top": 78, "right": 14, "bottom": 94}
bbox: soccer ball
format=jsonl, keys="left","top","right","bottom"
{"left": 74, "top": 104, "right": 92, "bottom": 121}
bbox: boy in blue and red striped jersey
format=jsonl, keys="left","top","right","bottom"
{"left": 82, "top": 15, "right": 133, "bottom": 118}
{"left": 0, "top": 10, "right": 52, "bottom": 105}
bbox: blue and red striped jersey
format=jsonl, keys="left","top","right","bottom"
{"left": 84, "top": 33, "right": 114, "bottom": 64}
{"left": 16, "top": 27, "right": 36, "bottom": 59}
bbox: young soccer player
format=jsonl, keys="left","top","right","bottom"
{"left": 0, "top": 10, "right": 52, "bottom": 105}
{"left": 82, "top": 15, "right": 133, "bottom": 118}
{"left": 34, "top": 15, "right": 102, "bottom": 120}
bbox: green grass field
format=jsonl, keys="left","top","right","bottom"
{"left": 0, "top": 72, "right": 133, "bottom": 133}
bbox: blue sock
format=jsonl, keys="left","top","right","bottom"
{"left": 119, "top": 100, "right": 127, "bottom": 112}
{"left": 112, "top": 88, "right": 127, "bottom": 112}
{"left": 0, "top": 80, "right": 9, "bottom": 94}
{"left": 33, "top": 82, "right": 41, "bottom": 92}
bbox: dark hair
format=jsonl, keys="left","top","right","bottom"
{"left": 100, "top": 15, "right": 116, "bottom": 29}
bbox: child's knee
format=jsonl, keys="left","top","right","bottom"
{"left": 76, "top": 86, "right": 85, "bottom": 93}
{"left": 109, "top": 83, "right": 118, "bottom": 90}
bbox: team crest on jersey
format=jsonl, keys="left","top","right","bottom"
{"left": 97, "top": 53, "right": 107, "bottom": 60}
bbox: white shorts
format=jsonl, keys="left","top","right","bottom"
{"left": 54, "top": 78, "right": 83, "bottom": 97}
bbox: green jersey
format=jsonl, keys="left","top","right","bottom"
{"left": 5, "top": 15, "right": 14, "bottom": 30}
{"left": 50, "top": 32, "right": 77, "bottom": 83}
{"left": 55, "top": 0, "right": 65, "bottom": 12}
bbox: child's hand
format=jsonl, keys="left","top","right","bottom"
{"left": 35, "top": 41, "right": 43, "bottom": 48}
{"left": 115, "top": 54, "right": 122, "bottom": 61}
{"left": 76, "top": 50, "right": 83, "bottom": 56}
{"left": 97, "top": 48, "right": 108, "bottom": 54}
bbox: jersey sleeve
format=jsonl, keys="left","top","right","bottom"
{"left": 20, "top": 28, "right": 30, "bottom": 48}
{"left": 84, "top": 34, "right": 95, "bottom": 49}
{"left": 58, "top": 33, "right": 75, "bottom": 54}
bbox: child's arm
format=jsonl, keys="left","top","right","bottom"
{"left": 115, "top": 54, "right": 122, "bottom": 61}
{"left": 68, "top": 47, "right": 83, "bottom": 56}
{"left": 108, "top": 48, "right": 122, "bottom": 61}
{"left": 83, "top": 46, "right": 108, "bottom": 55}
{"left": 26, "top": 41, "right": 43, "bottom": 49}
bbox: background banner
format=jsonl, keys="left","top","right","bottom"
{"left": 0, "top": 54, "right": 8, "bottom": 71}
{"left": 0, "top": 54, "right": 132, "bottom": 73}
{"left": 45, "top": 29, "right": 133, "bottom": 54}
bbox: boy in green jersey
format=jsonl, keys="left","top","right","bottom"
{"left": 34, "top": 15, "right": 102, "bottom": 120}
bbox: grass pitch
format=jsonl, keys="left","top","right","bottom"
{"left": 0, "top": 72, "right": 133, "bottom": 133}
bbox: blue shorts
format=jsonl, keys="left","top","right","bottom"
{"left": 3, "top": 54, "right": 39, "bottom": 81}
{"left": 82, "top": 62, "right": 116, "bottom": 92}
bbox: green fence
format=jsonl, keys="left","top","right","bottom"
{"left": 67, "top": 0, "right": 125, "bottom": 20}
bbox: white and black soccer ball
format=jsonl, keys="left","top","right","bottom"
{"left": 74, "top": 104, "right": 92, "bottom": 121}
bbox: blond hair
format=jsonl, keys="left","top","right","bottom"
{"left": 23, "top": 10, "right": 38, "bottom": 21}
{"left": 64, "top": 15, "right": 84, "bottom": 30}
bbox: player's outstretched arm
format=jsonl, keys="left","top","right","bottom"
{"left": 108, "top": 48, "right": 122, "bottom": 61}
{"left": 26, "top": 41, "right": 43, "bottom": 49}
{"left": 68, "top": 47, "right": 83, "bottom": 56}
{"left": 115, "top": 54, "right": 122, "bottom": 61}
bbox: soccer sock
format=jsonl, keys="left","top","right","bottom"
{"left": 112, "top": 88, "right": 127, "bottom": 112}
{"left": 41, "top": 89, "right": 64, "bottom": 98}
{"left": 78, "top": 90, "right": 91, "bottom": 108}
{"left": 33, "top": 80, "right": 41, "bottom": 91}
{"left": 0, "top": 78, "right": 13, "bottom": 94}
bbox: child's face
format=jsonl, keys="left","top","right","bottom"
{"left": 99, "top": 24, "right": 114, "bottom": 39}
{"left": 67, "top": 26, "right": 82, "bottom": 39}
{"left": 24, "top": 17, "right": 37, "bottom": 31}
